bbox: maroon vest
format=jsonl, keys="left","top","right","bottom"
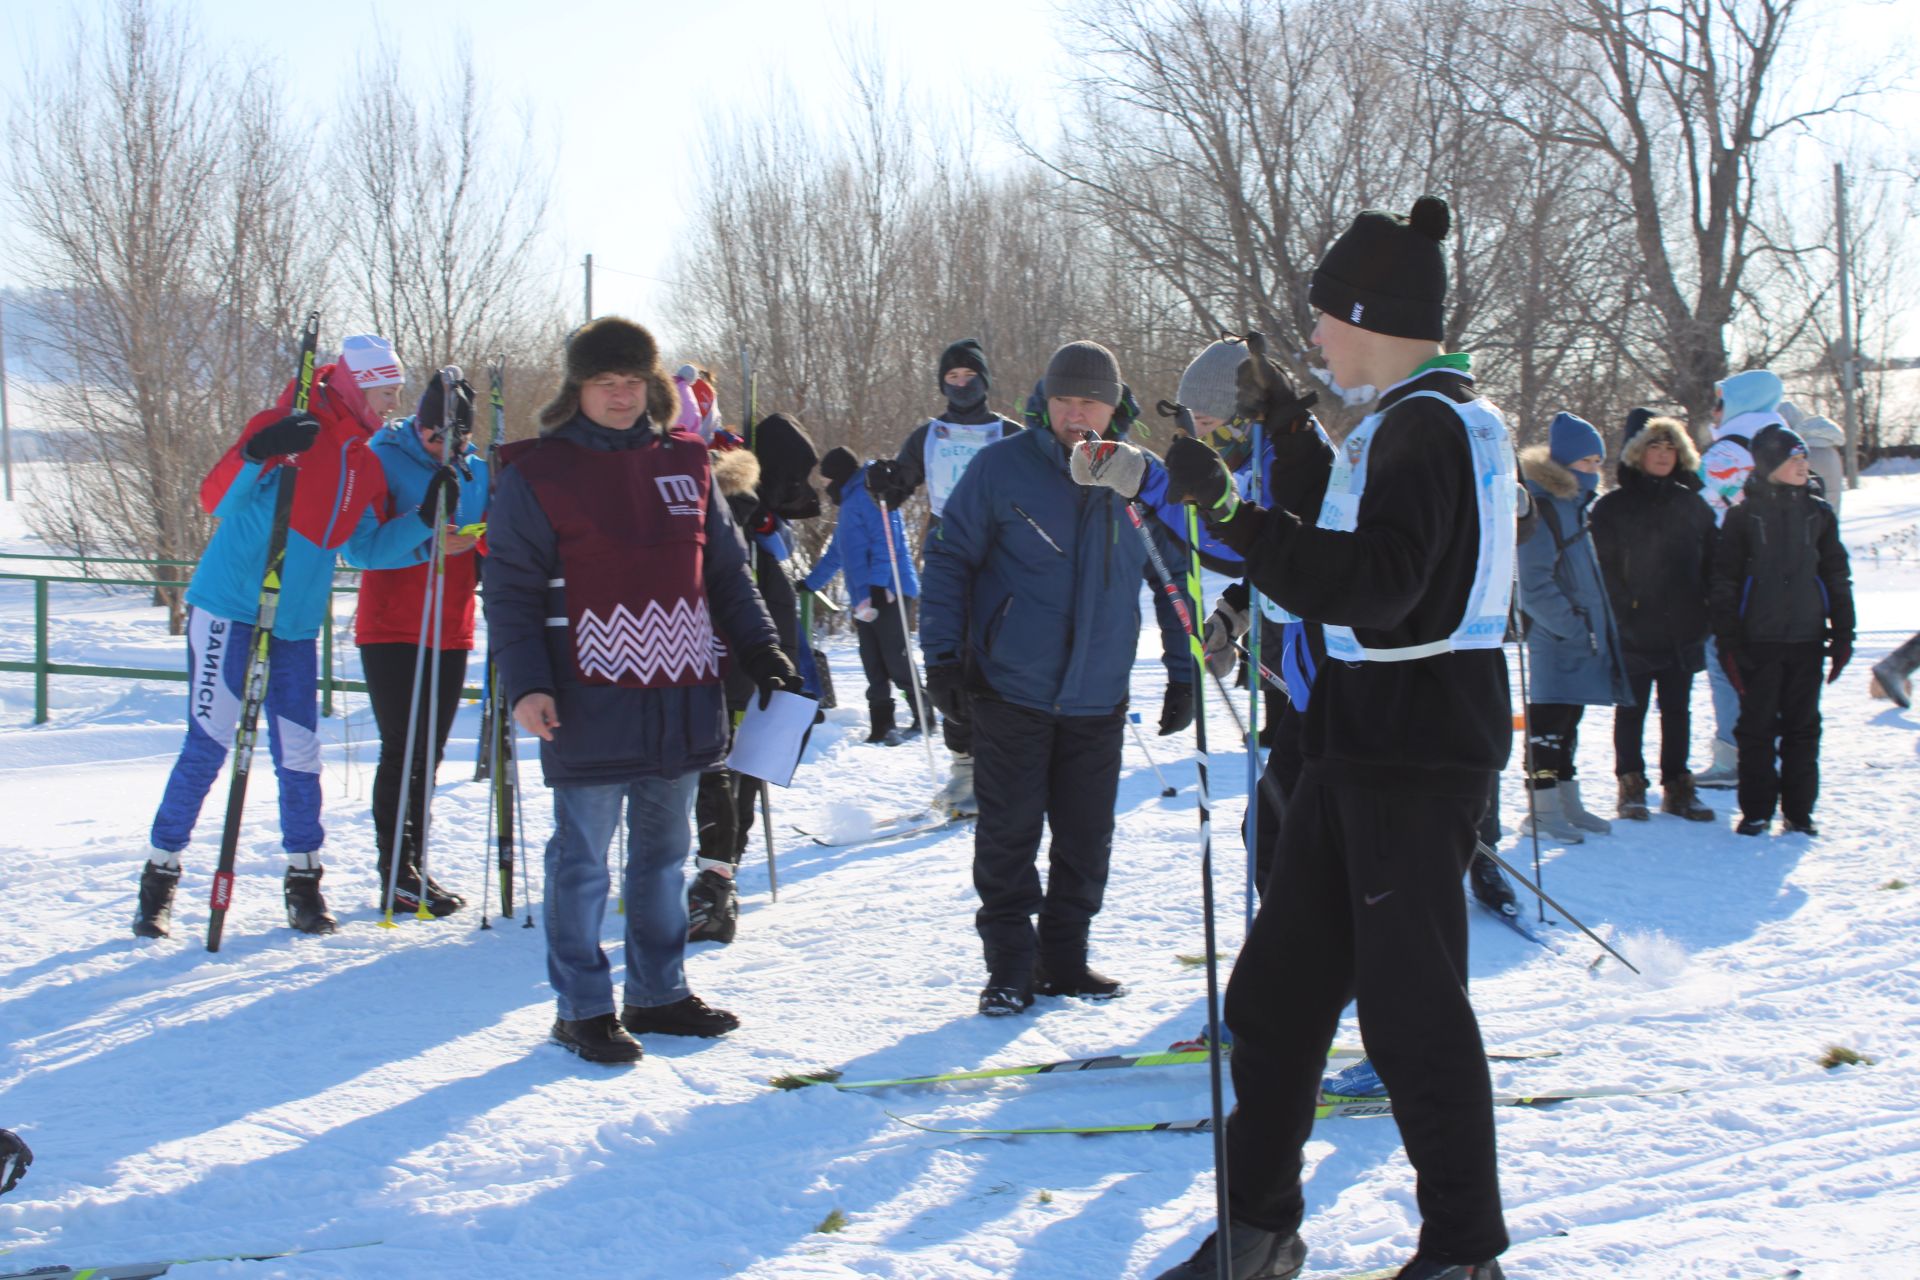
{"left": 503, "top": 430, "right": 723, "bottom": 689}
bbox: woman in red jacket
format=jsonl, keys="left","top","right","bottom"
{"left": 353, "top": 374, "right": 488, "bottom": 915}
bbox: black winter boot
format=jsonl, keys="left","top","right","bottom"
{"left": 283, "top": 866, "right": 338, "bottom": 935}
{"left": 1033, "top": 957, "right": 1126, "bottom": 1000}
{"left": 551, "top": 1013, "right": 643, "bottom": 1064}
{"left": 865, "top": 699, "right": 897, "bottom": 744}
{"left": 132, "top": 861, "right": 182, "bottom": 939}
{"left": 1394, "top": 1258, "right": 1505, "bottom": 1280}
{"left": 622, "top": 993, "right": 740, "bottom": 1038}
{"left": 1152, "top": 1222, "right": 1306, "bottom": 1279}
{"left": 686, "top": 868, "right": 739, "bottom": 944}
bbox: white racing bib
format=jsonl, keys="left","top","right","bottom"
{"left": 1317, "top": 390, "right": 1516, "bottom": 664}
{"left": 925, "top": 418, "right": 1008, "bottom": 517}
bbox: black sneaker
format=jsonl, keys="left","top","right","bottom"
{"left": 1152, "top": 1223, "right": 1306, "bottom": 1279}
{"left": 621, "top": 994, "right": 740, "bottom": 1038}
{"left": 1033, "top": 960, "right": 1126, "bottom": 1000}
{"left": 132, "top": 861, "right": 181, "bottom": 939}
{"left": 1468, "top": 850, "right": 1517, "bottom": 916}
{"left": 1780, "top": 817, "right": 1819, "bottom": 836}
{"left": 686, "top": 869, "right": 739, "bottom": 944}
{"left": 978, "top": 985, "right": 1034, "bottom": 1016}
{"left": 283, "top": 866, "right": 338, "bottom": 935}
{"left": 1735, "top": 816, "right": 1770, "bottom": 837}
{"left": 1393, "top": 1258, "right": 1505, "bottom": 1280}
{"left": 552, "top": 1013, "right": 643, "bottom": 1064}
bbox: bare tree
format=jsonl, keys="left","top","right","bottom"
{"left": 7, "top": 0, "right": 318, "bottom": 630}
{"left": 333, "top": 41, "right": 563, "bottom": 384}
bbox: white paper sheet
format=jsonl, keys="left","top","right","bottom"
{"left": 725, "top": 689, "right": 818, "bottom": 786}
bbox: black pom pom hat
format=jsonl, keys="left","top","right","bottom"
{"left": 1309, "top": 195, "right": 1452, "bottom": 342}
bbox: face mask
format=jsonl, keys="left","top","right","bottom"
{"left": 1575, "top": 469, "right": 1600, "bottom": 493}
{"left": 1307, "top": 365, "right": 1377, "bottom": 408}
{"left": 943, "top": 374, "right": 986, "bottom": 413}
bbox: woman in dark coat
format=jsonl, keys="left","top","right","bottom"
{"left": 1589, "top": 416, "right": 1717, "bottom": 821}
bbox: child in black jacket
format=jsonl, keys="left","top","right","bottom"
{"left": 1708, "top": 424, "right": 1854, "bottom": 835}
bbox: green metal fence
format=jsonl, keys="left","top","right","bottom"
{"left": 0, "top": 551, "right": 477, "bottom": 725}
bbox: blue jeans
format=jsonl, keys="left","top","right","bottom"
{"left": 543, "top": 774, "right": 699, "bottom": 1021}
{"left": 1704, "top": 635, "right": 1740, "bottom": 750}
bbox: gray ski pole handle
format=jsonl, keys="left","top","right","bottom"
{"left": 207, "top": 308, "right": 319, "bottom": 954}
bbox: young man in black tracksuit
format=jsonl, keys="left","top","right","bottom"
{"left": 1708, "top": 424, "right": 1854, "bottom": 836}
{"left": 1089, "top": 199, "right": 1515, "bottom": 1280}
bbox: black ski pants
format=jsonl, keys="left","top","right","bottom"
{"left": 970, "top": 698, "right": 1124, "bottom": 984}
{"left": 695, "top": 767, "right": 758, "bottom": 867}
{"left": 361, "top": 643, "right": 469, "bottom": 869}
{"left": 1524, "top": 702, "right": 1585, "bottom": 788}
{"left": 1243, "top": 698, "right": 1306, "bottom": 901}
{"left": 1733, "top": 642, "right": 1824, "bottom": 824}
{"left": 856, "top": 604, "right": 920, "bottom": 722}
{"left": 1222, "top": 767, "right": 1507, "bottom": 1264}
{"left": 1612, "top": 664, "right": 1695, "bottom": 782}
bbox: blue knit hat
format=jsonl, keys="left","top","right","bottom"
{"left": 1717, "top": 369, "right": 1783, "bottom": 421}
{"left": 1549, "top": 412, "right": 1605, "bottom": 466}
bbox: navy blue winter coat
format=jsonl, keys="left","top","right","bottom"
{"left": 921, "top": 426, "right": 1181, "bottom": 716}
{"left": 1518, "top": 446, "right": 1633, "bottom": 707}
{"left": 482, "top": 414, "right": 778, "bottom": 786}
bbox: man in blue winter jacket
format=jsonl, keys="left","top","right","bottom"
{"left": 921, "top": 339, "right": 1186, "bottom": 1016}
{"left": 483, "top": 317, "right": 799, "bottom": 1065}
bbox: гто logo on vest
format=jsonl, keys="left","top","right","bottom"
{"left": 655, "top": 474, "right": 702, "bottom": 518}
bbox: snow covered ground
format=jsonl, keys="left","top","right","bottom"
{"left": 1, "top": 467, "right": 1917, "bottom": 1279}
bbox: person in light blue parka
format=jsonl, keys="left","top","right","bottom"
{"left": 1518, "top": 412, "right": 1633, "bottom": 843}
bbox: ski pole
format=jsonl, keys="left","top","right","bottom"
{"left": 1128, "top": 711, "right": 1178, "bottom": 796}
{"left": 759, "top": 779, "right": 780, "bottom": 902}
{"left": 1153, "top": 399, "right": 1233, "bottom": 1280}
{"left": 381, "top": 485, "right": 446, "bottom": 928}
{"left": 1114, "top": 494, "right": 1248, "bottom": 738}
{"left": 1243, "top": 417, "right": 1263, "bottom": 929}
{"left": 207, "top": 309, "right": 319, "bottom": 954}
{"left": 1514, "top": 616, "right": 1547, "bottom": 924}
{"left": 483, "top": 355, "right": 516, "bottom": 917}
{"left": 414, "top": 501, "right": 451, "bottom": 923}
{"left": 875, "top": 495, "right": 942, "bottom": 790}
{"left": 509, "top": 714, "right": 534, "bottom": 927}
{"left": 1473, "top": 841, "right": 1640, "bottom": 975}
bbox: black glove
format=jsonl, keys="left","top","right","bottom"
{"left": 927, "top": 662, "right": 967, "bottom": 721}
{"left": 741, "top": 644, "right": 803, "bottom": 709}
{"left": 865, "top": 458, "right": 910, "bottom": 509}
{"left": 1828, "top": 637, "right": 1852, "bottom": 685}
{"left": 243, "top": 413, "right": 320, "bottom": 461}
{"left": 1717, "top": 639, "right": 1747, "bottom": 698}
{"left": 1232, "top": 350, "right": 1320, "bottom": 434}
{"left": 868, "top": 584, "right": 895, "bottom": 609}
{"left": 1164, "top": 433, "right": 1238, "bottom": 517}
{"left": 0, "top": 1128, "right": 31, "bottom": 1196}
{"left": 1158, "top": 680, "right": 1196, "bottom": 736}
{"left": 418, "top": 465, "right": 459, "bottom": 527}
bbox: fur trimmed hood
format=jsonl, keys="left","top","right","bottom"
{"left": 711, "top": 445, "right": 762, "bottom": 498}
{"left": 1620, "top": 415, "right": 1701, "bottom": 474}
{"left": 537, "top": 316, "right": 679, "bottom": 433}
{"left": 1520, "top": 443, "right": 1584, "bottom": 501}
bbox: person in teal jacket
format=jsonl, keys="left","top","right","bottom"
{"left": 134, "top": 335, "right": 451, "bottom": 941}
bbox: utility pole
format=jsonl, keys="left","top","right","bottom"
{"left": 1834, "top": 163, "right": 1861, "bottom": 489}
{"left": 583, "top": 253, "right": 594, "bottom": 324}
{"left": 0, "top": 294, "right": 13, "bottom": 501}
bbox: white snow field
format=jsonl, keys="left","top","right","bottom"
{"left": 2, "top": 470, "right": 1917, "bottom": 1280}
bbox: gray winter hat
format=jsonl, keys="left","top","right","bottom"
{"left": 1042, "top": 340, "right": 1122, "bottom": 408}
{"left": 1178, "top": 341, "right": 1248, "bottom": 422}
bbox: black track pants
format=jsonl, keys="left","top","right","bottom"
{"left": 361, "top": 643, "right": 469, "bottom": 868}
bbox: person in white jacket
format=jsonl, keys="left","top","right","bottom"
{"left": 1696, "top": 368, "right": 1787, "bottom": 787}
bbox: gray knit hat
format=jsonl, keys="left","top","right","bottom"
{"left": 1042, "top": 340, "right": 1122, "bottom": 408}
{"left": 1177, "top": 341, "right": 1248, "bottom": 422}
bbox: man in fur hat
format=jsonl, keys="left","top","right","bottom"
{"left": 483, "top": 317, "right": 800, "bottom": 1065}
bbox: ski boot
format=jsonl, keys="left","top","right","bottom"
{"left": 283, "top": 865, "right": 338, "bottom": 935}
{"left": 1659, "top": 772, "right": 1714, "bottom": 822}
{"left": 1616, "top": 771, "right": 1650, "bottom": 820}
{"left": 933, "top": 752, "right": 977, "bottom": 818}
{"left": 1467, "top": 851, "right": 1516, "bottom": 916}
{"left": 686, "top": 866, "right": 739, "bottom": 944}
{"left": 1151, "top": 1223, "right": 1306, "bottom": 1280}
{"left": 132, "top": 860, "right": 182, "bottom": 939}
{"left": 1393, "top": 1259, "right": 1505, "bottom": 1280}
{"left": 377, "top": 858, "right": 461, "bottom": 918}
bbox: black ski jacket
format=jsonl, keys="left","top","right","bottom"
{"left": 1709, "top": 478, "right": 1853, "bottom": 650}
